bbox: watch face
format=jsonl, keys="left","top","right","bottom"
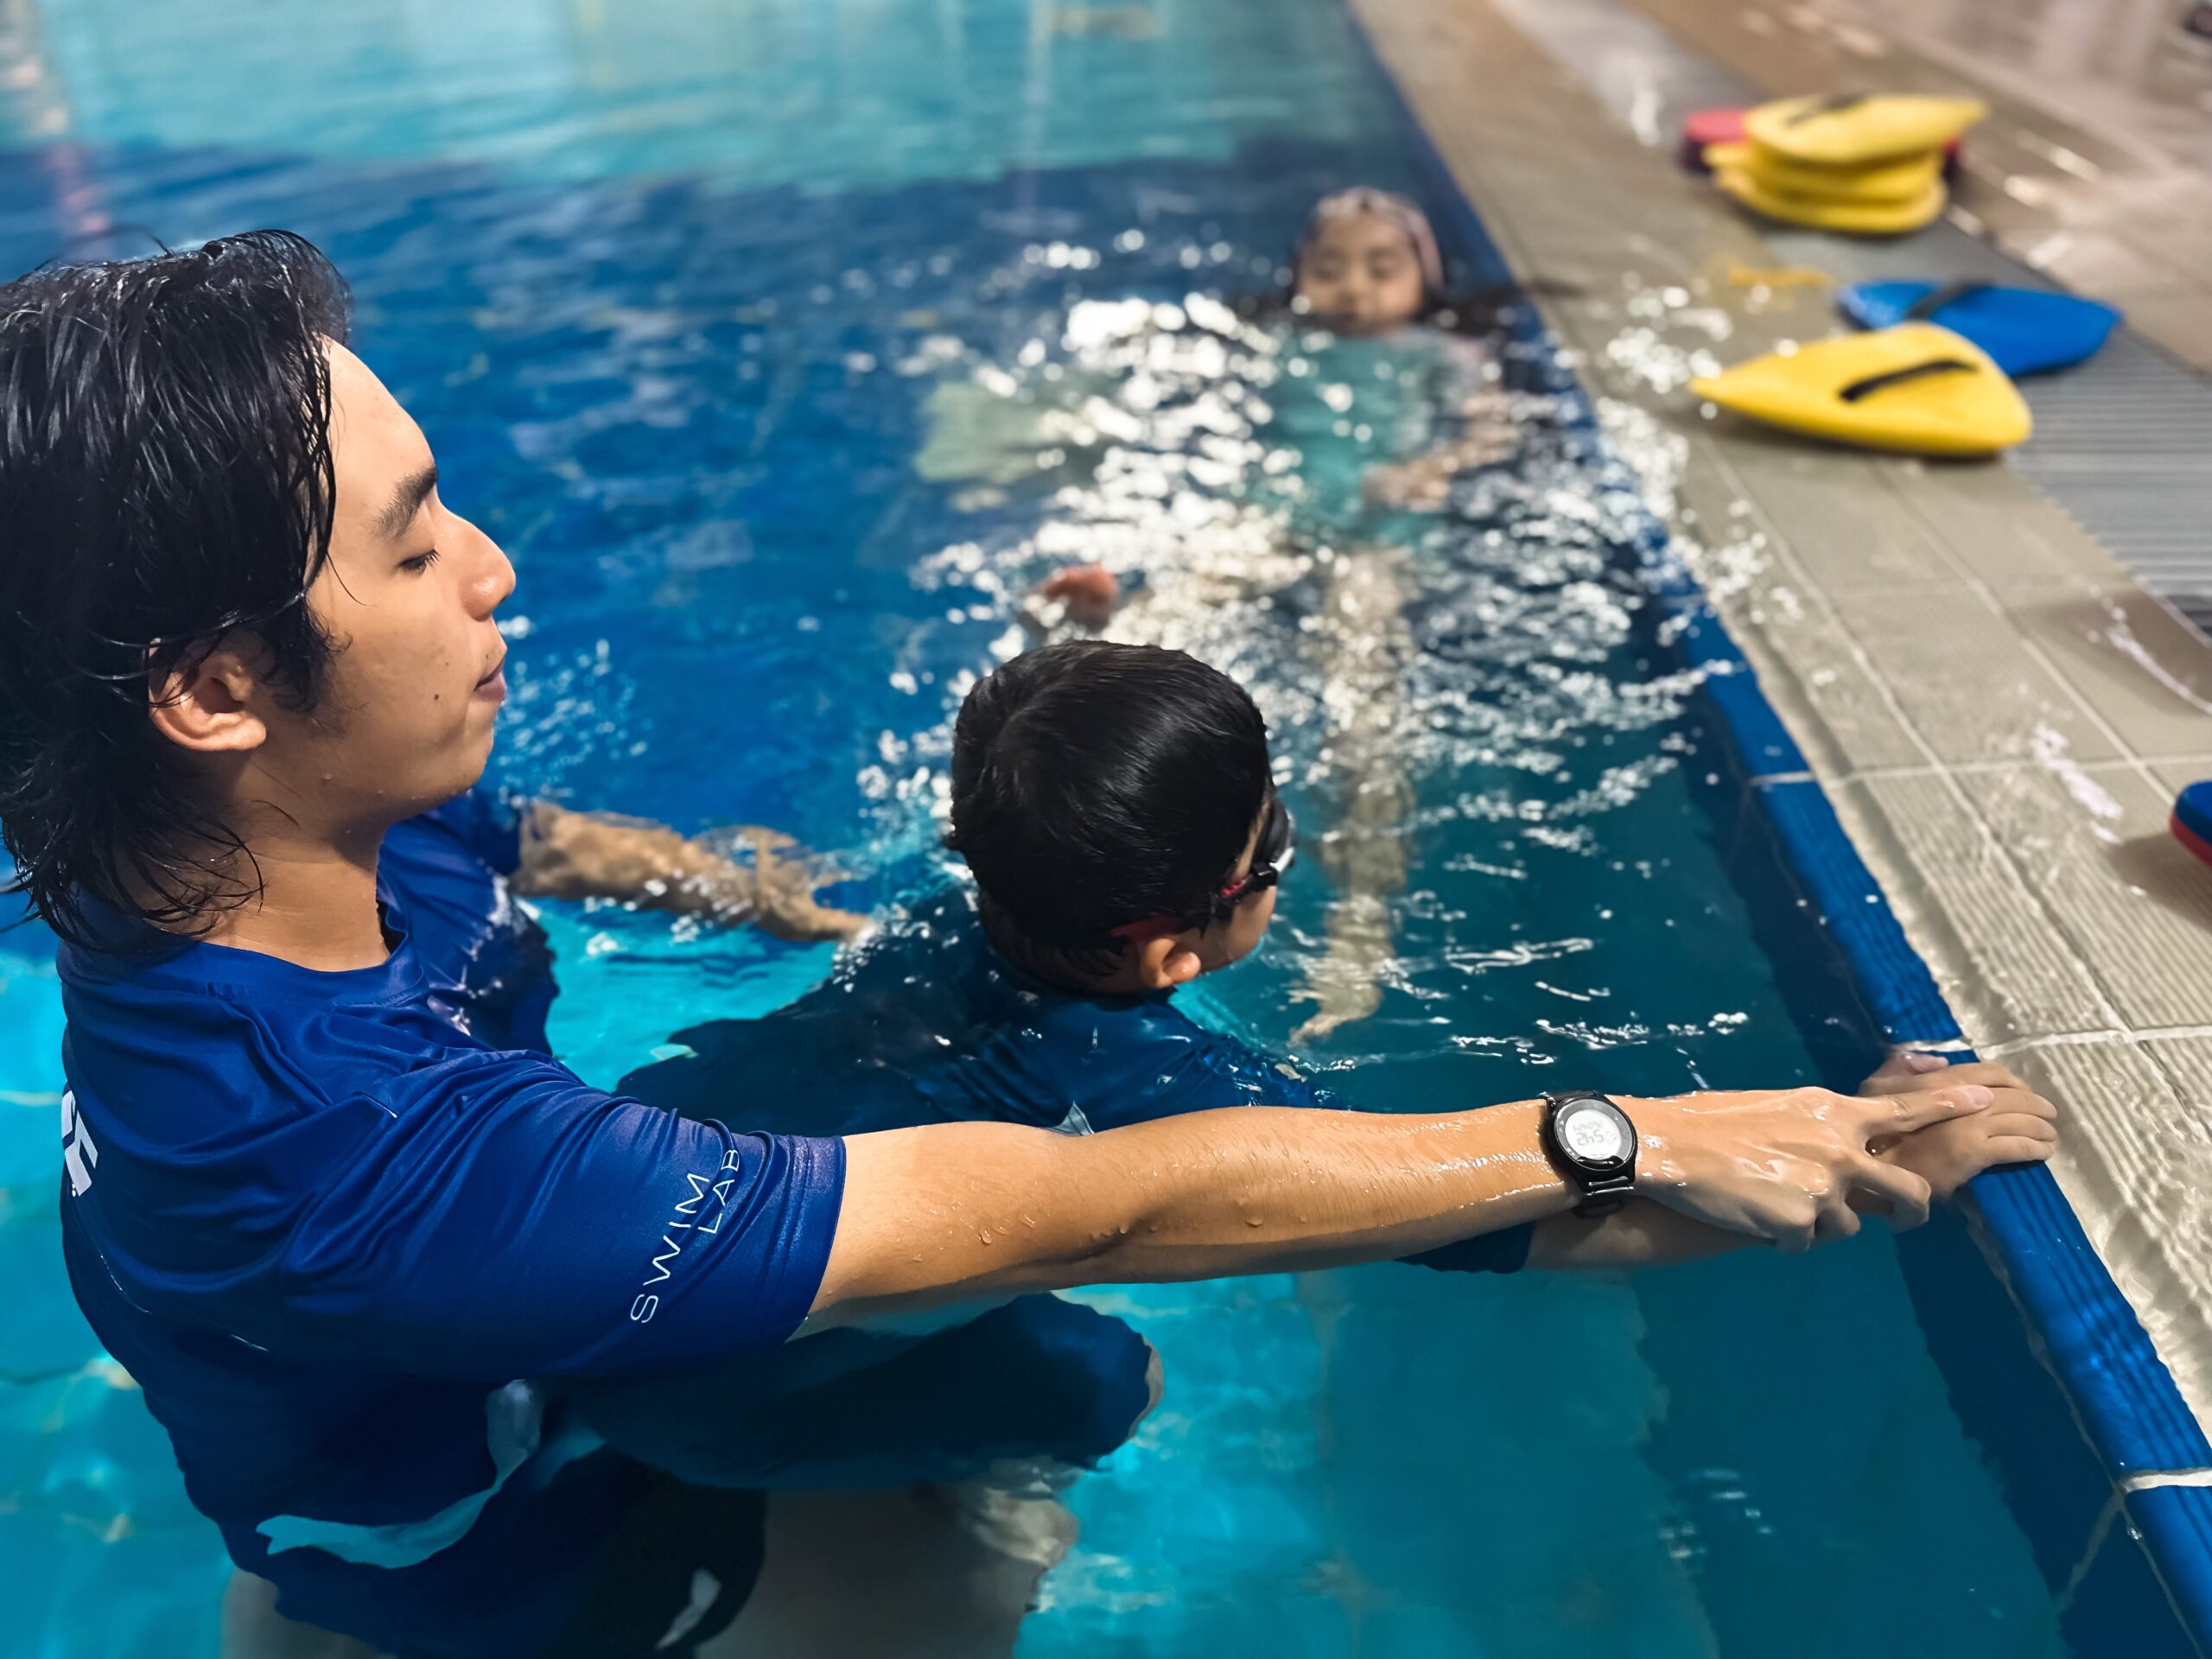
{"left": 1560, "top": 1102, "right": 1628, "bottom": 1166}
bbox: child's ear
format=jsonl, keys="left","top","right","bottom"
{"left": 1132, "top": 934, "right": 1205, "bottom": 991}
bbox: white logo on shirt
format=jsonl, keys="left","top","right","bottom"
{"left": 60, "top": 1090, "right": 98, "bottom": 1196}
{"left": 628, "top": 1147, "right": 746, "bottom": 1325}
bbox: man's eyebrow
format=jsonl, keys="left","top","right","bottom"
{"left": 375, "top": 465, "right": 439, "bottom": 542}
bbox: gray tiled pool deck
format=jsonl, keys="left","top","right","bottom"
{"left": 1355, "top": 0, "right": 2212, "bottom": 1443}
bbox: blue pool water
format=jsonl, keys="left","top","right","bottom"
{"left": 0, "top": 1, "right": 2070, "bottom": 1654}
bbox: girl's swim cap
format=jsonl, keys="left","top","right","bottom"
{"left": 1296, "top": 188, "right": 1445, "bottom": 302}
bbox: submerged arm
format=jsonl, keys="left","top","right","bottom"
{"left": 1529, "top": 1201, "right": 1742, "bottom": 1269}
{"left": 512, "top": 801, "right": 864, "bottom": 942}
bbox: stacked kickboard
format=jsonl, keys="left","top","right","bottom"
{"left": 1707, "top": 92, "right": 1985, "bottom": 236}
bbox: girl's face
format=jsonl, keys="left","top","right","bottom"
{"left": 1294, "top": 212, "right": 1427, "bottom": 334}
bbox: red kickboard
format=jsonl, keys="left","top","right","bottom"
{"left": 1679, "top": 107, "right": 1746, "bottom": 172}
{"left": 2172, "top": 811, "right": 2212, "bottom": 868}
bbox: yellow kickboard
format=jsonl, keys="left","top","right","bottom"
{"left": 1744, "top": 92, "right": 1986, "bottom": 166}
{"left": 1690, "top": 323, "right": 2032, "bottom": 457}
{"left": 1715, "top": 164, "right": 1947, "bottom": 235}
{"left": 1703, "top": 139, "right": 1942, "bottom": 205}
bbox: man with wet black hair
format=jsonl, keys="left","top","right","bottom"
{"left": 1, "top": 231, "right": 2041, "bottom": 1658}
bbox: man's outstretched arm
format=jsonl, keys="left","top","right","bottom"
{"left": 807, "top": 1082, "right": 2004, "bottom": 1327}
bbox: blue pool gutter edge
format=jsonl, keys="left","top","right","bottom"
{"left": 1336, "top": 4, "right": 2212, "bottom": 1646}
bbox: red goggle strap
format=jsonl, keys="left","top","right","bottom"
{"left": 1107, "top": 876, "right": 1249, "bottom": 941}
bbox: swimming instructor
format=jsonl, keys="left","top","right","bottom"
{"left": 1, "top": 232, "right": 2024, "bottom": 1659}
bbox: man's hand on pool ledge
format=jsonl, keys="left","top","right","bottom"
{"left": 1528, "top": 1055, "right": 2058, "bottom": 1269}
{"left": 513, "top": 802, "right": 867, "bottom": 942}
{"left": 1624, "top": 1084, "right": 1990, "bottom": 1252}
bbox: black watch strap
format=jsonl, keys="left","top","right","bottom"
{"left": 1572, "top": 1166, "right": 1636, "bottom": 1217}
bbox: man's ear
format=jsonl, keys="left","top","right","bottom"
{"left": 147, "top": 644, "right": 270, "bottom": 756}
{"left": 1130, "top": 932, "right": 1206, "bottom": 992}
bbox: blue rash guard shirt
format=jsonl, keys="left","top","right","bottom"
{"left": 54, "top": 791, "right": 847, "bottom": 1658}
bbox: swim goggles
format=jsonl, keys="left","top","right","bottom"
{"left": 1109, "top": 793, "right": 1296, "bottom": 942}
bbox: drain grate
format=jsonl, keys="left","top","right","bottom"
{"left": 2011, "top": 334, "right": 2212, "bottom": 640}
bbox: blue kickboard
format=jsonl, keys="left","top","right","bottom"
{"left": 2176, "top": 779, "right": 2212, "bottom": 843}
{"left": 1838, "top": 281, "right": 2123, "bottom": 377}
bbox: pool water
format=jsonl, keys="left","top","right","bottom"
{"left": 0, "top": 1, "right": 2066, "bottom": 1655}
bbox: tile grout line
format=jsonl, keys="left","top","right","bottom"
{"left": 2128, "top": 1470, "right": 2212, "bottom": 1491}
{"left": 1759, "top": 755, "right": 2212, "bottom": 788}
{"left": 1885, "top": 1024, "right": 2212, "bottom": 1058}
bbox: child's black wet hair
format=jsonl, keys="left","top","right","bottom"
{"left": 947, "top": 640, "right": 1272, "bottom": 983}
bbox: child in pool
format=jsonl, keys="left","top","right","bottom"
{"left": 1021, "top": 188, "right": 1516, "bottom": 631}
{"left": 567, "top": 642, "right": 2050, "bottom": 1516}
{"left": 613, "top": 639, "right": 2054, "bottom": 1287}
{"left": 1292, "top": 186, "right": 1523, "bottom": 503}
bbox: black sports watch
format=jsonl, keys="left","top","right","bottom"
{"left": 1542, "top": 1091, "right": 1638, "bottom": 1217}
